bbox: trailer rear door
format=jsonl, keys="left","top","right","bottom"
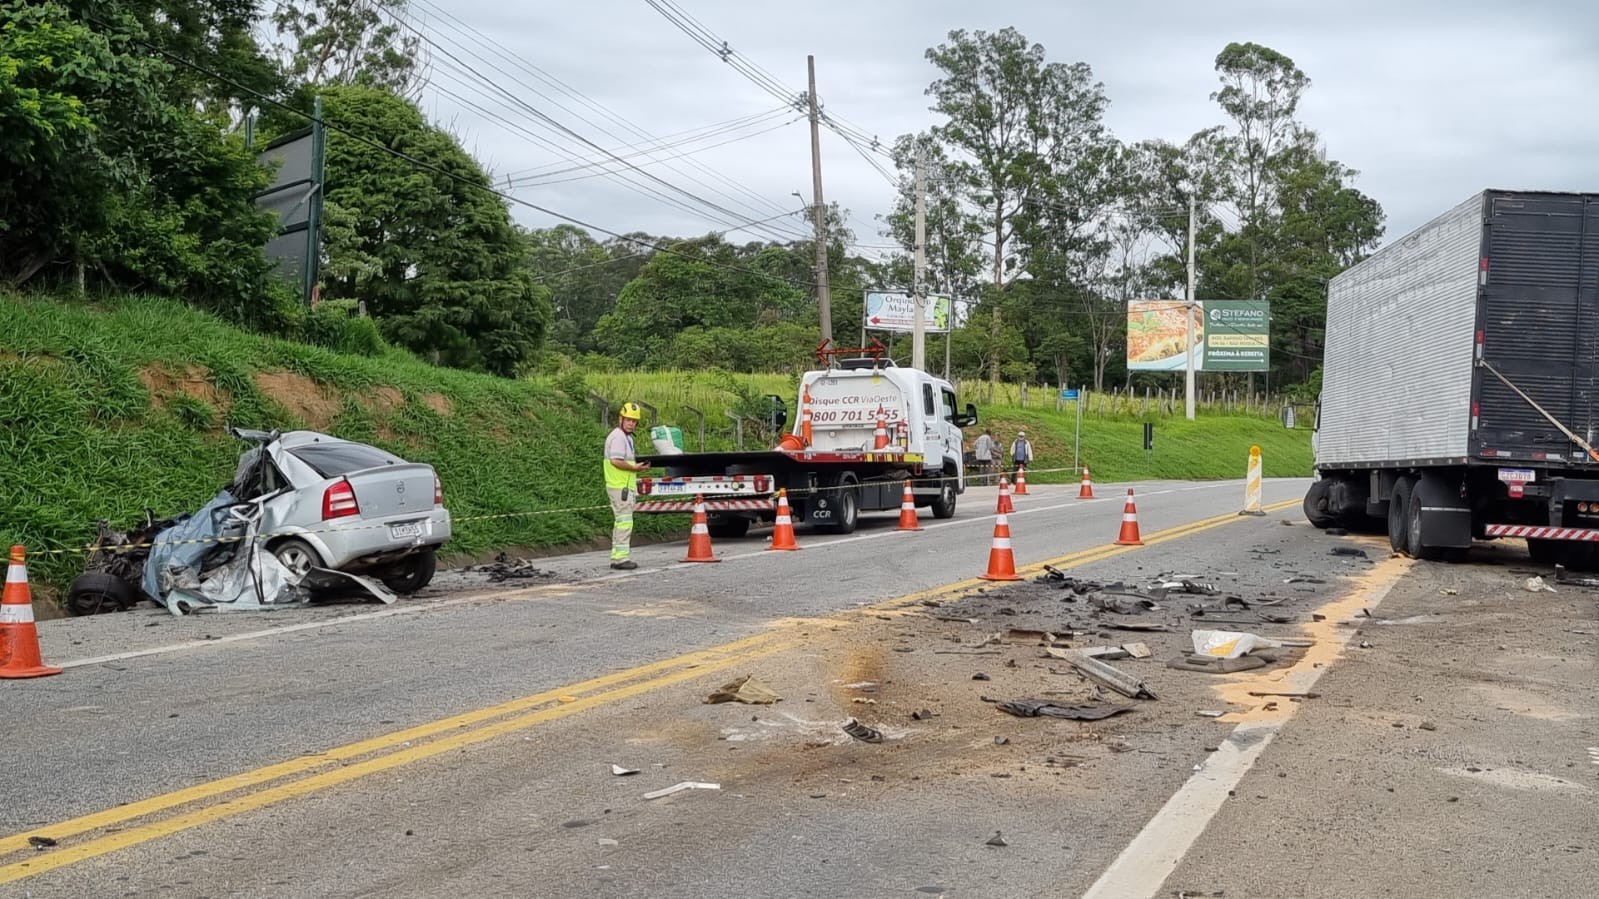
{"left": 1473, "top": 192, "right": 1599, "bottom": 463}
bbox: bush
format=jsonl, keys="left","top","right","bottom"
{"left": 303, "top": 300, "right": 387, "bottom": 357}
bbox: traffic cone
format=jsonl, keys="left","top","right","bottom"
{"left": 996, "top": 477, "right": 1015, "bottom": 515}
{"left": 769, "top": 489, "right": 800, "bottom": 551}
{"left": 978, "top": 513, "right": 1022, "bottom": 581}
{"left": 0, "top": 546, "right": 62, "bottom": 679}
{"left": 1014, "top": 465, "right": 1030, "bottom": 495}
{"left": 681, "top": 495, "right": 721, "bottom": 563}
{"left": 872, "top": 406, "right": 891, "bottom": 450}
{"left": 1114, "top": 488, "right": 1144, "bottom": 546}
{"left": 895, "top": 480, "right": 923, "bottom": 531}
{"left": 1078, "top": 466, "right": 1095, "bottom": 499}
{"left": 800, "top": 387, "right": 814, "bottom": 448}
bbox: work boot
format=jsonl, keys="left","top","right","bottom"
{"left": 610, "top": 559, "right": 638, "bottom": 571}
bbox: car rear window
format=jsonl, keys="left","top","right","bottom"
{"left": 289, "top": 442, "right": 403, "bottom": 478}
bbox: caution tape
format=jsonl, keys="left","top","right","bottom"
{"left": 23, "top": 466, "right": 1094, "bottom": 559}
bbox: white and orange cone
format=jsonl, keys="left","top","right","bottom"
{"left": 769, "top": 489, "right": 800, "bottom": 551}
{"left": 681, "top": 495, "right": 721, "bottom": 563}
{"left": 0, "top": 546, "right": 61, "bottom": 679}
{"left": 1114, "top": 488, "right": 1144, "bottom": 546}
{"left": 800, "top": 387, "right": 814, "bottom": 448}
{"left": 872, "top": 406, "right": 891, "bottom": 450}
{"left": 895, "top": 480, "right": 923, "bottom": 531}
{"left": 1078, "top": 466, "right": 1095, "bottom": 499}
{"left": 996, "top": 477, "right": 1015, "bottom": 515}
{"left": 978, "top": 514, "right": 1022, "bottom": 581}
{"left": 1014, "top": 464, "right": 1030, "bottom": 495}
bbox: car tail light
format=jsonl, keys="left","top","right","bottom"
{"left": 434, "top": 474, "right": 443, "bottom": 506}
{"left": 322, "top": 479, "right": 360, "bottom": 520}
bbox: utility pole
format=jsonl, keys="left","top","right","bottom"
{"left": 1185, "top": 192, "right": 1198, "bottom": 421}
{"left": 912, "top": 144, "right": 927, "bottom": 371}
{"left": 806, "top": 55, "right": 832, "bottom": 344}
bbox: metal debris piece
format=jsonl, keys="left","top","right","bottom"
{"left": 842, "top": 718, "right": 884, "bottom": 743}
{"left": 1005, "top": 628, "right": 1063, "bottom": 645}
{"left": 1196, "top": 710, "right": 1226, "bottom": 718}
{"left": 1104, "top": 622, "right": 1170, "bottom": 633}
{"left": 994, "top": 735, "right": 1010, "bottom": 745}
{"left": 642, "top": 781, "right": 720, "bottom": 800}
{"left": 1247, "top": 691, "right": 1321, "bottom": 699}
{"left": 996, "top": 698, "right": 1135, "bottom": 720}
{"left": 610, "top": 764, "right": 640, "bottom": 776}
{"left": 478, "top": 553, "right": 557, "bottom": 582}
{"left": 1554, "top": 564, "right": 1599, "bottom": 588}
{"left": 703, "top": 675, "right": 782, "bottom": 705}
{"left": 1330, "top": 546, "right": 1368, "bottom": 558}
{"left": 1167, "top": 654, "right": 1267, "bottom": 673}
{"left": 1284, "top": 575, "right": 1326, "bottom": 585}
{"left": 963, "top": 632, "right": 1005, "bottom": 648}
{"left": 1090, "top": 592, "right": 1162, "bottom": 615}
{"left": 1078, "top": 646, "right": 1132, "bottom": 660}
{"left": 28, "top": 836, "right": 57, "bottom": 849}
{"left": 911, "top": 709, "right": 935, "bottom": 721}
{"left": 1047, "top": 648, "right": 1157, "bottom": 700}
{"left": 985, "top": 831, "right": 1008, "bottom": 847}
{"left": 1121, "top": 642, "right": 1153, "bottom": 659}
{"left": 972, "top": 672, "right": 991, "bottom": 681}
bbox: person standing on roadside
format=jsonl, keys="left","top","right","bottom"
{"left": 605, "top": 403, "right": 651, "bottom": 570}
{"left": 1010, "top": 429, "right": 1034, "bottom": 478}
{"left": 973, "top": 428, "right": 996, "bottom": 485}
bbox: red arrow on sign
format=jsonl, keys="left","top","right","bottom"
{"left": 870, "top": 317, "right": 881, "bottom": 324}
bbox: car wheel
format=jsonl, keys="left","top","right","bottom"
{"left": 381, "top": 548, "right": 437, "bottom": 594}
{"left": 1388, "top": 477, "right": 1415, "bottom": 556}
{"left": 66, "top": 572, "right": 138, "bottom": 615}
{"left": 828, "top": 485, "right": 859, "bottom": 535}
{"left": 706, "top": 515, "right": 751, "bottom": 540}
{"left": 1303, "top": 479, "right": 1337, "bottom": 529}
{"left": 930, "top": 481, "right": 957, "bottom": 519}
{"left": 272, "top": 538, "right": 324, "bottom": 578}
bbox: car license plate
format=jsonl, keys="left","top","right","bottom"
{"left": 390, "top": 522, "right": 425, "bottom": 540}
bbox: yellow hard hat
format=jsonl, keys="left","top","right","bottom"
{"left": 619, "top": 402, "right": 643, "bottom": 421}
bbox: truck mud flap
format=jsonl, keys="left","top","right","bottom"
{"left": 1414, "top": 474, "right": 1471, "bottom": 549}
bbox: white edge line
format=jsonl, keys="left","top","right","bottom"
{"left": 1081, "top": 568, "right": 1404, "bottom": 899}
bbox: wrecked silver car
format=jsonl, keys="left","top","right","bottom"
{"left": 66, "top": 428, "right": 452, "bottom": 615}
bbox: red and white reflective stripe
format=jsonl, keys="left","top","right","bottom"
{"left": 690, "top": 522, "right": 709, "bottom": 535}
{"left": 638, "top": 499, "right": 775, "bottom": 513}
{"left": 990, "top": 537, "right": 1013, "bottom": 549}
{"left": 775, "top": 514, "right": 793, "bottom": 525}
{"left": 0, "top": 603, "right": 34, "bottom": 624}
{"left": 1123, "top": 512, "right": 1138, "bottom": 522}
{"left": 1485, "top": 525, "right": 1599, "bottom": 541}
{"left": 6, "top": 562, "right": 25, "bottom": 584}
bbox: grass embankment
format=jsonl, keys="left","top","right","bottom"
{"left": 0, "top": 292, "right": 676, "bottom": 595}
{"left": 585, "top": 371, "right": 1314, "bottom": 483}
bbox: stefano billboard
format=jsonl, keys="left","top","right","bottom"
{"left": 1126, "top": 300, "right": 1269, "bottom": 372}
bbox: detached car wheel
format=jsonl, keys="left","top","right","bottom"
{"left": 381, "top": 548, "right": 437, "bottom": 594}
{"left": 67, "top": 572, "right": 139, "bottom": 616}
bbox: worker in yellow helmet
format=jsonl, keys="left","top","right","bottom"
{"left": 605, "top": 402, "right": 652, "bottom": 569}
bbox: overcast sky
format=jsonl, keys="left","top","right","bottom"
{"left": 408, "top": 0, "right": 1599, "bottom": 260}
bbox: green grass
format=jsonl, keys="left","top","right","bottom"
{"left": 0, "top": 291, "right": 681, "bottom": 596}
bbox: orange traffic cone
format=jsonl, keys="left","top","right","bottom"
{"left": 895, "top": 480, "right": 923, "bottom": 531}
{"left": 996, "top": 477, "right": 1015, "bottom": 515}
{"left": 681, "top": 495, "right": 721, "bottom": 563}
{"left": 769, "top": 489, "right": 800, "bottom": 551}
{"left": 978, "top": 513, "right": 1022, "bottom": 581}
{"left": 0, "top": 546, "right": 62, "bottom": 679}
{"left": 1014, "top": 465, "right": 1030, "bottom": 495}
{"left": 1114, "top": 488, "right": 1144, "bottom": 546}
{"left": 1078, "top": 466, "right": 1095, "bottom": 499}
{"left": 872, "top": 406, "right": 891, "bottom": 450}
{"left": 800, "top": 387, "right": 814, "bottom": 448}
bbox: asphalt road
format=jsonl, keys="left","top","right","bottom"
{"left": 3, "top": 477, "right": 1594, "bottom": 898}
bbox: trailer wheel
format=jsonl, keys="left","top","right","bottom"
{"left": 1303, "top": 480, "right": 1337, "bottom": 529}
{"left": 706, "top": 514, "right": 750, "bottom": 540}
{"left": 1388, "top": 477, "right": 1415, "bottom": 555}
{"left": 1405, "top": 488, "right": 1443, "bottom": 561}
{"left": 1525, "top": 538, "right": 1561, "bottom": 565}
{"left": 930, "top": 481, "right": 957, "bottom": 519}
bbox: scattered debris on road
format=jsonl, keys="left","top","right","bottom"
{"left": 704, "top": 675, "right": 782, "bottom": 705}
{"left": 610, "top": 765, "right": 640, "bottom": 776}
{"left": 1330, "top": 546, "right": 1369, "bottom": 558}
{"left": 1190, "top": 629, "right": 1282, "bottom": 660}
{"left": 472, "top": 554, "right": 557, "bottom": 582}
{"left": 1047, "top": 648, "right": 1158, "bottom": 700}
{"left": 985, "top": 831, "right": 1008, "bottom": 847}
{"left": 1168, "top": 654, "right": 1266, "bottom": 673}
{"left": 642, "top": 782, "right": 720, "bottom": 800}
{"left": 995, "top": 698, "right": 1135, "bottom": 720}
{"left": 842, "top": 718, "right": 885, "bottom": 743}
{"left": 28, "top": 836, "right": 57, "bottom": 850}
{"left": 1553, "top": 565, "right": 1599, "bottom": 588}
{"left": 1523, "top": 576, "right": 1557, "bottom": 593}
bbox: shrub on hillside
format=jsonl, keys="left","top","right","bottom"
{"left": 303, "top": 300, "right": 387, "bottom": 357}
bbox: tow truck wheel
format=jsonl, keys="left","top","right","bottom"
{"left": 828, "top": 485, "right": 859, "bottom": 534}
{"left": 930, "top": 481, "right": 957, "bottom": 519}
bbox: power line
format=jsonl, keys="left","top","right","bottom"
{"left": 97, "top": 20, "right": 856, "bottom": 294}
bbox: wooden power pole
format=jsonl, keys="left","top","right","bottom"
{"left": 806, "top": 55, "right": 832, "bottom": 344}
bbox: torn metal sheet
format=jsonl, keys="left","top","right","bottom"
{"left": 842, "top": 718, "right": 884, "bottom": 743}
{"left": 1089, "top": 592, "right": 1161, "bottom": 615}
{"left": 1048, "top": 648, "right": 1157, "bottom": 700}
{"left": 703, "top": 675, "right": 782, "bottom": 705}
{"left": 1167, "top": 654, "right": 1267, "bottom": 673}
{"left": 996, "top": 699, "right": 1135, "bottom": 720}
{"left": 642, "top": 782, "right": 720, "bottom": 800}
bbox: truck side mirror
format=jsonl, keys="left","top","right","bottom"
{"left": 956, "top": 403, "right": 978, "bottom": 427}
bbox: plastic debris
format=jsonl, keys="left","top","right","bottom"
{"left": 1191, "top": 629, "right": 1282, "bottom": 659}
{"left": 842, "top": 718, "right": 884, "bottom": 743}
{"left": 610, "top": 765, "right": 640, "bottom": 776}
{"left": 642, "top": 782, "right": 720, "bottom": 800}
{"left": 1523, "top": 576, "right": 1556, "bottom": 593}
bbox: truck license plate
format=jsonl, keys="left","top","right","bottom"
{"left": 1497, "top": 468, "right": 1535, "bottom": 484}
{"left": 390, "top": 522, "right": 425, "bottom": 540}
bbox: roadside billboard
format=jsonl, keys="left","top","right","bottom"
{"left": 1126, "top": 299, "right": 1269, "bottom": 372}
{"left": 864, "top": 290, "right": 952, "bottom": 333}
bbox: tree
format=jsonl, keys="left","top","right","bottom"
{"left": 527, "top": 225, "right": 652, "bottom": 354}
{"left": 316, "top": 84, "right": 548, "bottom": 375}
{"left": 271, "top": 0, "right": 425, "bottom": 96}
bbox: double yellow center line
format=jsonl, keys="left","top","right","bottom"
{"left": 0, "top": 498, "right": 1297, "bottom": 884}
